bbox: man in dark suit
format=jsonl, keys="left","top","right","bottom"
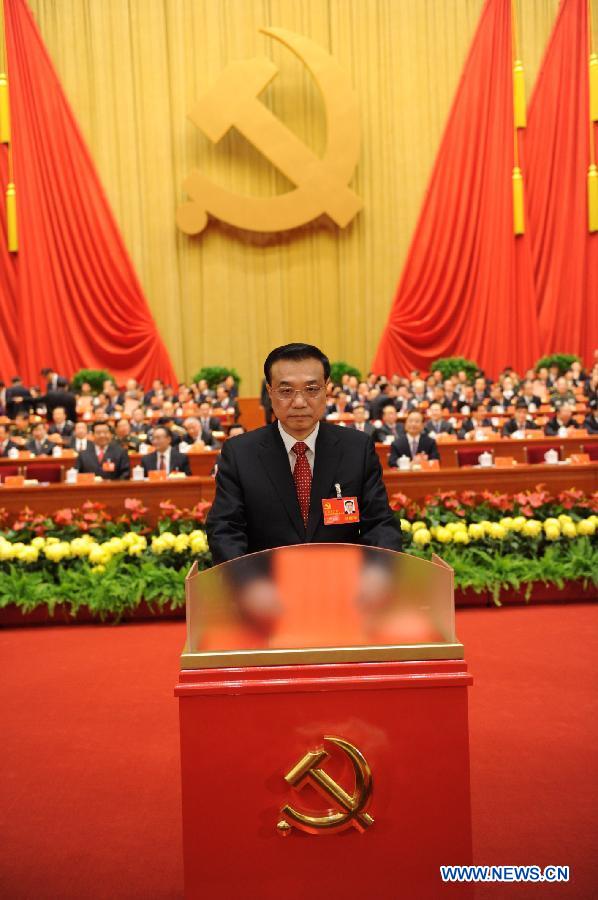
{"left": 373, "top": 404, "right": 404, "bottom": 443}
{"left": 348, "top": 404, "right": 375, "bottom": 436}
{"left": 206, "top": 343, "right": 401, "bottom": 564}
{"left": 75, "top": 422, "right": 130, "bottom": 480}
{"left": 458, "top": 403, "right": 496, "bottom": 439}
{"left": 0, "top": 423, "right": 19, "bottom": 456}
{"left": 5, "top": 377, "right": 34, "bottom": 419}
{"left": 389, "top": 411, "right": 440, "bottom": 467}
{"left": 141, "top": 426, "right": 191, "bottom": 476}
{"left": 424, "top": 402, "right": 456, "bottom": 437}
{"left": 48, "top": 406, "right": 75, "bottom": 443}
{"left": 44, "top": 378, "right": 77, "bottom": 422}
{"left": 197, "top": 402, "right": 223, "bottom": 444}
{"left": 69, "top": 422, "right": 91, "bottom": 453}
{"left": 544, "top": 404, "right": 579, "bottom": 436}
{"left": 502, "top": 402, "right": 539, "bottom": 437}
{"left": 584, "top": 399, "right": 598, "bottom": 433}
{"left": 25, "top": 422, "right": 55, "bottom": 456}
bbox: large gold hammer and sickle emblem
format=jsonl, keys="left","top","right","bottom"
{"left": 176, "top": 28, "right": 362, "bottom": 235}
{"left": 277, "top": 736, "right": 374, "bottom": 836}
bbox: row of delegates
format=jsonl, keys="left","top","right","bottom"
{"left": 74, "top": 423, "right": 192, "bottom": 480}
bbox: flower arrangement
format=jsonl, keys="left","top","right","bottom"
{"left": 0, "top": 488, "right": 595, "bottom": 618}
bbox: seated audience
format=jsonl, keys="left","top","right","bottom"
{"left": 544, "top": 404, "right": 580, "bottom": 436}
{"left": 424, "top": 402, "right": 455, "bottom": 437}
{"left": 550, "top": 376, "right": 576, "bottom": 409}
{"left": 326, "top": 390, "right": 353, "bottom": 418}
{"left": 25, "top": 422, "right": 55, "bottom": 456}
{"left": 76, "top": 422, "right": 130, "bottom": 480}
{"left": 182, "top": 417, "right": 208, "bottom": 449}
{"left": 518, "top": 379, "right": 543, "bottom": 411}
{"left": 502, "top": 402, "right": 539, "bottom": 437}
{"left": 213, "top": 385, "right": 239, "bottom": 420}
{"left": 10, "top": 413, "right": 30, "bottom": 447}
{"left": 114, "top": 418, "right": 141, "bottom": 452}
{"left": 458, "top": 403, "right": 496, "bottom": 440}
{"left": 374, "top": 404, "right": 404, "bottom": 443}
{"left": 196, "top": 402, "right": 222, "bottom": 444}
{"left": 141, "top": 426, "right": 191, "bottom": 476}
{"left": 389, "top": 410, "right": 439, "bottom": 466}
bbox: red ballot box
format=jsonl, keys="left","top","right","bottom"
{"left": 176, "top": 545, "right": 473, "bottom": 899}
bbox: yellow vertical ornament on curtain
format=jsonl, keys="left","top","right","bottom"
{"left": 0, "top": 73, "right": 9, "bottom": 143}
{"left": 589, "top": 0, "right": 598, "bottom": 231}
{"left": 511, "top": 0, "right": 526, "bottom": 235}
{"left": 513, "top": 59, "right": 526, "bottom": 127}
{"left": 512, "top": 166, "right": 525, "bottom": 234}
{"left": 6, "top": 180, "right": 16, "bottom": 250}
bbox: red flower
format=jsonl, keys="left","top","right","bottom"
{"left": 54, "top": 508, "right": 74, "bottom": 525}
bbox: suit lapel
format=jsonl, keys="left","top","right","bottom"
{"left": 306, "top": 424, "right": 342, "bottom": 540}
{"left": 258, "top": 425, "right": 305, "bottom": 539}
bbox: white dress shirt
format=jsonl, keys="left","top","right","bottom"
{"left": 278, "top": 421, "right": 319, "bottom": 473}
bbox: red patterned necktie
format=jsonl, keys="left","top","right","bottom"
{"left": 292, "top": 441, "right": 312, "bottom": 527}
{"left": 97, "top": 448, "right": 104, "bottom": 463}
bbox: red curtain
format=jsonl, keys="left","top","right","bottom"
{"left": 0, "top": 0, "right": 177, "bottom": 387}
{"left": 372, "top": 0, "right": 540, "bottom": 379}
{"left": 525, "top": 0, "right": 598, "bottom": 365}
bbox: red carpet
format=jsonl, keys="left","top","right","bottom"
{"left": 1, "top": 604, "right": 597, "bottom": 899}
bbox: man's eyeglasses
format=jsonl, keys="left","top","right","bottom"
{"left": 272, "top": 385, "right": 324, "bottom": 401}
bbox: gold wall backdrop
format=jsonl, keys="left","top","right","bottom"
{"left": 27, "top": 0, "right": 561, "bottom": 392}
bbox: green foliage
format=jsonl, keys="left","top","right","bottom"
{"left": 70, "top": 368, "right": 115, "bottom": 393}
{"left": 535, "top": 353, "right": 582, "bottom": 375}
{"left": 191, "top": 366, "right": 241, "bottom": 389}
{"left": 430, "top": 356, "right": 480, "bottom": 381}
{"left": 329, "top": 361, "right": 361, "bottom": 385}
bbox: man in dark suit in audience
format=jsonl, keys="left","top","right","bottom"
{"left": 389, "top": 410, "right": 439, "bottom": 466}
{"left": 48, "top": 407, "right": 75, "bottom": 444}
{"left": 374, "top": 404, "right": 404, "bottom": 443}
{"left": 544, "top": 404, "right": 579, "bottom": 436}
{"left": 424, "top": 402, "right": 456, "bottom": 437}
{"left": 584, "top": 399, "right": 598, "bottom": 433}
{"left": 69, "top": 422, "right": 91, "bottom": 453}
{"left": 502, "top": 402, "right": 539, "bottom": 437}
{"left": 142, "top": 426, "right": 191, "bottom": 476}
{"left": 0, "top": 423, "right": 19, "bottom": 456}
{"left": 206, "top": 343, "right": 401, "bottom": 564}
{"left": 348, "top": 405, "right": 375, "bottom": 436}
{"left": 5, "top": 377, "right": 34, "bottom": 419}
{"left": 75, "top": 422, "right": 130, "bottom": 480}
{"left": 458, "top": 403, "right": 496, "bottom": 439}
{"left": 25, "top": 422, "right": 55, "bottom": 456}
{"left": 197, "top": 401, "right": 222, "bottom": 443}
{"left": 44, "top": 378, "right": 77, "bottom": 422}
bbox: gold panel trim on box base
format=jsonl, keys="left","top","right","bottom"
{"left": 180, "top": 641, "right": 464, "bottom": 670}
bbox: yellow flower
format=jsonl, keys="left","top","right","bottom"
{"left": 452, "top": 530, "right": 469, "bottom": 544}
{"left": 543, "top": 517, "right": 559, "bottom": 529}
{"left": 31, "top": 536, "right": 46, "bottom": 549}
{"left": 561, "top": 522, "right": 577, "bottom": 539}
{"left": 499, "top": 517, "right": 514, "bottom": 530}
{"left": 106, "top": 537, "right": 125, "bottom": 554}
{"left": 19, "top": 545, "right": 39, "bottom": 564}
{"left": 522, "top": 519, "right": 542, "bottom": 538}
{"left": 89, "top": 544, "right": 110, "bottom": 565}
{"left": 0, "top": 540, "right": 14, "bottom": 560}
{"left": 190, "top": 533, "right": 208, "bottom": 554}
{"left": 70, "top": 537, "right": 94, "bottom": 557}
{"left": 151, "top": 536, "right": 167, "bottom": 555}
{"left": 576, "top": 519, "right": 596, "bottom": 537}
{"left": 435, "top": 526, "right": 451, "bottom": 543}
{"left": 399, "top": 519, "right": 412, "bottom": 533}
{"left": 127, "top": 535, "right": 147, "bottom": 555}
{"left": 544, "top": 523, "right": 561, "bottom": 541}
{"left": 412, "top": 527, "right": 431, "bottom": 546}
{"left": 511, "top": 516, "right": 526, "bottom": 531}
{"left": 91, "top": 564, "right": 106, "bottom": 574}
{"left": 446, "top": 522, "right": 466, "bottom": 534}
{"left": 45, "top": 537, "right": 60, "bottom": 546}
{"left": 44, "top": 541, "right": 71, "bottom": 562}
{"left": 558, "top": 514, "right": 573, "bottom": 526}
{"left": 411, "top": 521, "right": 427, "bottom": 533}
{"left": 174, "top": 534, "right": 190, "bottom": 553}
{"left": 160, "top": 532, "right": 177, "bottom": 549}
{"left": 468, "top": 523, "right": 485, "bottom": 540}
{"left": 487, "top": 523, "right": 507, "bottom": 540}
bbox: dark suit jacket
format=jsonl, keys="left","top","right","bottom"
{"left": 544, "top": 418, "right": 579, "bottom": 436}
{"left": 141, "top": 448, "right": 191, "bottom": 476}
{"left": 0, "top": 439, "right": 19, "bottom": 457}
{"left": 424, "top": 420, "right": 455, "bottom": 436}
{"left": 75, "top": 442, "right": 130, "bottom": 480}
{"left": 388, "top": 433, "right": 440, "bottom": 466}
{"left": 44, "top": 390, "right": 77, "bottom": 422}
{"left": 6, "top": 386, "right": 34, "bottom": 418}
{"left": 457, "top": 418, "right": 495, "bottom": 439}
{"left": 206, "top": 422, "right": 402, "bottom": 564}
{"left": 584, "top": 414, "right": 598, "bottom": 434}
{"left": 502, "top": 418, "right": 538, "bottom": 437}
{"left": 25, "top": 438, "right": 55, "bottom": 456}
{"left": 49, "top": 422, "right": 75, "bottom": 440}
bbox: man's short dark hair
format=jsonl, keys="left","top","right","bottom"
{"left": 91, "top": 421, "right": 113, "bottom": 433}
{"left": 264, "top": 343, "right": 330, "bottom": 385}
{"left": 57, "top": 377, "right": 68, "bottom": 388}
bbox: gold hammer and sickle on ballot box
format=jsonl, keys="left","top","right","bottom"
{"left": 176, "top": 28, "right": 362, "bottom": 235}
{"left": 277, "top": 736, "right": 374, "bottom": 836}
